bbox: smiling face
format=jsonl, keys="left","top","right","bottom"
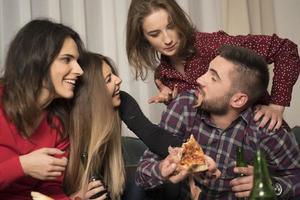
{"left": 196, "top": 56, "right": 236, "bottom": 115}
{"left": 142, "top": 8, "right": 181, "bottom": 57}
{"left": 102, "top": 61, "right": 122, "bottom": 107}
{"left": 39, "top": 37, "right": 83, "bottom": 106}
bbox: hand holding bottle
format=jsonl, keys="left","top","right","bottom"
{"left": 230, "top": 165, "right": 254, "bottom": 198}
{"left": 230, "top": 146, "right": 253, "bottom": 199}
{"left": 87, "top": 175, "right": 110, "bottom": 200}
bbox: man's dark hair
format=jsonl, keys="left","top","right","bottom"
{"left": 218, "top": 45, "right": 269, "bottom": 106}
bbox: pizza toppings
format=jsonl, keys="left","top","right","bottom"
{"left": 177, "top": 135, "right": 208, "bottom": 172}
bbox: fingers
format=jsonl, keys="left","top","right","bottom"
{"left": 258, "top": 114, "right": 270, "bottom": 129}
{"left": 230, "top": 175, "right": 252, "bottom": 186}
{"left": 254, "top": 109, "right": 264, "bottom": 122}
{"left": 88, "top": 180, "right": 104, "bottom": 190}
{"left": 42, "top": 148, "right": 68, "bottom": 167}
{"left": 231, "top": 179, "right": 252, "bottom": 191}
{"left": 169, "top": 169, "right": 189, "bottom": 183}
{"left": 266, "top": 112, "right": 283, "bottom": 131}
{"left": 205, "top": 155, "right": 216, "bottom": 171}
{"left": 148, "top": 94, "right": 159, "bottom": 104}
{"left": 233, "top": 165, "right": 253, "bottom": 176}
{"left": 230, "top": 166, "right": 254, "bottom": 197}
{"left": 254, "top": 104, "right": 285, "bottom": 131}
{"left": 52, "top": 156, "right": 68, "bottom": 167}
{"left": 274, "top": 118, "right": 282, "bottom": 130}
{"left": 49, "top": 165, "right": 66, "bottom": 172}
{"left": 148, "top": 92, "right": 172, "bottom": 104}
{"left": 46, "top": 171, "right": 63, "bottom": 179}
{"left": 86, "top": 180, "right": 108, "bottom": 200}
{"left": 204, "top": 155, "right": 221, "bottom": 178}
{"left": 42, "top": 148, "right": 65, "bottom": 156}
{"left": 230, "top": 176, "right": 253, "bottom": 198}
{"left": 160, "top": 159, "right": 177, "bottom": 178}
{"left": 148, "top": 91, "right": 172, "bottom": 104}
{"left": 267, "top": 116, "right": 277, "bottom": 130}
{"left": 230, "top": 177, "right": 253, "bottom": 197}
{"left": 150, "top": 80, "right": 176, "bottom": 104}
{"left": 234, "top": 190, "right": 251, "bottom": 198}
{"left": 172, "top": 84, "right": 178, "bottom": 99}
{"left": 155, "top": 79, "right": 168, "bottom": 90}
{"left": 189, "top": 175, "right": 202, "bottom": 200}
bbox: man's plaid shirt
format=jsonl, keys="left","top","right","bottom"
{"left": 136, "top": 90, "right": 300, "bottom": 200}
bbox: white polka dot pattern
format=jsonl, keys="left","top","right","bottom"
{"left": 155, "top": 31, "right": 300, "bottom": 106}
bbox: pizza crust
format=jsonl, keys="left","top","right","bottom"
{"left": 31, "top": 191, "right": 54, "bottom": 200}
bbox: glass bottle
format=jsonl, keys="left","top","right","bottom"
{"left": 236, "top": 146, "right": 248, "bottom": 200}
{"left": 236, "top": 146, "right": 247, "bottom": 174}
{"left": 249, "top": 149, "right": 277, "bottom": 200}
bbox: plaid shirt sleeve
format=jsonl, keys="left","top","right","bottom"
{"left": 259, "top": 127, "right": 300, "bottom": 199}
{"left": 135, "top": 91, "right": 197, "bottom": 189}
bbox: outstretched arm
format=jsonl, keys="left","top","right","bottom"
{"left": 119, "top": 91, "right": 182, "bottom": 158}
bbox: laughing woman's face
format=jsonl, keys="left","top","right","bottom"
{"left": 38, "top": 37, "right": 83, "bottom": 106}
{"left": 102, "top": 62, "right": 122, "bottom": 107}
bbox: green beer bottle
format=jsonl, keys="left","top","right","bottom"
{"left": 236, "top": 146, "right": 248, "bottom": 200}
{"left": 236, "top": 146, "right": 247, "bottom": 173}
{"left": 249, "top": 148, "right": 277, "bottom": 200}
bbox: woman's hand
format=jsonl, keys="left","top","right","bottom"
{"left": 71, "top": 180, "right": 108, "bottom": 200}
{"left": 84, "top": 180, "right": 108, "bottom": 200}
{"left": 148, "top": 79, "right": 178, "bottom": 104}
{"left": 254, "top": 104, "right": 285, "bottom": 131}
{"left": 19, "top": 148, "right": 67, "bottom": 180}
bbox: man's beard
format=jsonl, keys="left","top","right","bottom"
{"left": 200, "top": 94, "right": 231, "bottom": 115}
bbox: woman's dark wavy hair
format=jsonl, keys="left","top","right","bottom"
{"left": 1, "top": 19, "right": 85, "bottom": 138}
{"left": 126, "top": 0, "right": 196, "bottom": 80}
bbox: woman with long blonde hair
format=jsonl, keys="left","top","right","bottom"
{"left": 64, "top": 52, "right": 124, "bottom": 200}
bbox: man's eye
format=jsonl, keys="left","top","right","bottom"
{"left": 211, "top": 77, "right": 217, "bottom": 81}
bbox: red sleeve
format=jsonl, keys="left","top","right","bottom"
{"left": 0, "top": 156, "right": 24, "bottom": 189}
{"left": 208, "top": 31, "right": 300, "bottom": 106}
{"left": 36, "top": 132, "right": 70, "bottom": 199}
{"left": 0, "top": 108, "right": 25, "bottom": 189}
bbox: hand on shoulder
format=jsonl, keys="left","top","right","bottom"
{"left": 254, "top": 104, "right": 285, "bottom": 131}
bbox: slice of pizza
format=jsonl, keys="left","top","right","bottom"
{"left": 177, "top": 135, "right": 208, "bottom": 172}
{"left": 31, "top": 191, "right": 54, "bottom": 200}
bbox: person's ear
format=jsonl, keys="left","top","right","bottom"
{"left": 230, "top": 92, "right": 248, "bottom": 108}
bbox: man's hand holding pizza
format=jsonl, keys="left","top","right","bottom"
{"left": 159, "top": 135, "right": 221, "bottom": 183}
{"left": 159, "top": 150, "right": 190, "bottom": 183}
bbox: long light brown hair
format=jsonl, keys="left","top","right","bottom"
{"left": 126, "top": 0, "right": 196, "bottom": 80}
{"left": 64, "top": 52, "right": 124, "bottom": 199}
